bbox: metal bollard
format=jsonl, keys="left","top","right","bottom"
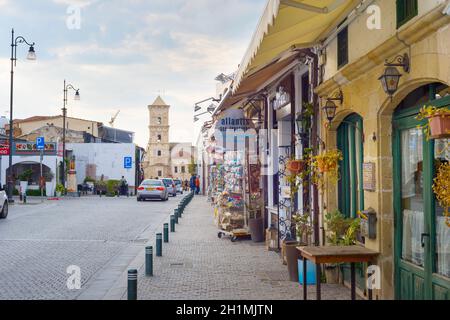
{"left": 170, "top": 215, "right": 176, "bottom": 232}
{"left": 174, "top": 209, "right": 179, "bottom": 224}
{"left": 163, "top": 223, "right": 169, "bottom": 243}
{"left": 145, "top": 246, "right": 153, "bottom": 277}
{"left": 178, "top": 204, "right": 183, "bottom": 217}
{"left": 156, "top": 233, "right": 162, "bottom": 257}
{"left": 127, "top": 269, "right": 138, "bottom": 300}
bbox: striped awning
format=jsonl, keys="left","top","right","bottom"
{"left": 233, "top": 0, "right": 361, "bottom": 92}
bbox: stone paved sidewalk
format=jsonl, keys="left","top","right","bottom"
{"left": 116, "top": 196, "right": 357, "bottom": 300}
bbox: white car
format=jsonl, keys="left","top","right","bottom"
{"left": 0, "top": 190, "right": 8, "bottom": 219}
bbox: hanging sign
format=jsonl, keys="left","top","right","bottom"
{"left": 13, "top": 142, "right": 57, "bottom": 156}
{"left": 273, "top": 86, "right": 291, "bottom": 110}
{"left": 215, "top": 109, "right": 253, "bottom": 133}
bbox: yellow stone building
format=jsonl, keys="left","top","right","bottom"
{"left": 316, "top": 0, "right": 450, "bottom": 299}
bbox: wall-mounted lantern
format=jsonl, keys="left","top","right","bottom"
{"left": 322, "top": 89, "right": 343, "bottom": 124}
{"left": 379, "top": 53, "right": 410, "bottom": 99}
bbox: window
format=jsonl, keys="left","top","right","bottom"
{"left": 158, "top": 170, "right": 162, "bottom": 177}
{"left": 397, "top": 0, "right": 418, "bottom": 28}
{"left": 157, "top": 134, "right": 162, "bottom": 142}
{"left": 157, "top": 117, "right": 162, "bottom": 125}
{"left": 174, "top": 166, "right": 178, "bottom": 174}
{"left": 157, "top": 150, "right": 162, "bottom": 157}
{"left": 181, "top": 166, "right": 186, "bottom": 173}
{"left": 337, "top": 114, "right": 364, "bottom": 218}
{"left": 337, "top": 26, "right": 348, "bottom": 69}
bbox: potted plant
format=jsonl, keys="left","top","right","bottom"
{"left": 416, "top": 106, "right": 450, "bottom": 140}
{"left": 312, "top": 149, "right": 343, "bottom": 189}
{"left": 55, "top": 184, "right": 65, "bottom": 197}
{"left": 289, "top": 213, "right": 314, "bottom": 284}
{"left": 246, "top": 194, "right": 264, "bottom": 243}
{"left": 18, "top": 169, "right": 33, "bottom": 196}
{"left": 323, "top": 210, "right": 361, "bottom": 283}
{"left": 44, "top": 171, "right": 55, "bottom": 197}
{"left": 433, "top": 162, "right": 450, "bottom": 228}
{"left": 286, "top": 158, "right": 305, "bottom": 175}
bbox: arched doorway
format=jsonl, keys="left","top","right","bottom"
{"left": 392, "top": 82, "right": 450, "bottom": 300}
{"left": 6, "top": 162, "right": 53, "bottom": 189}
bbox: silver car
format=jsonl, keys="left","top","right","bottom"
{"left": 174, "top": 179, "right": 183, "bottom": 194}
{"left": 0, "top": 189, "right": 8, "bottom": 219}
{"left": 137, "top": 179, "right": 168, "bottom": 201}
{"left": 162, "top": 178, "right": 177, "bottom": 197}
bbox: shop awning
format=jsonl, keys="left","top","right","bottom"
{"left": 233, "top": 0, "right": 361, "bottom": 92}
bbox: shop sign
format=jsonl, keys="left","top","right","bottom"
{"left": 216, "top": 109, "right": 252, "bottom": 133}
{"left": 363, "top": 162, "right": 376, "bottom": 191}
{"left": 13, "top": 142, "right": 57, "bottom": 156}
{"left": 0, "top": 142, "right": 10, "bottom": 156}
{"left": 273, "top": 86, "right": 291, "bottom": 110}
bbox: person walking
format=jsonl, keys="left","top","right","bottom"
{"left": 189, "top": 174, "right": 196, "bottom": 193}
{"left": 195, "top": 176, "right": 200, "bottom": 195}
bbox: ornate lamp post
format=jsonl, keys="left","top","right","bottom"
{"left": 61, "top": 80, "right": 80, "bottom": 189}
{"left": 8, "top": 29, "right": 36, "bottom": 202}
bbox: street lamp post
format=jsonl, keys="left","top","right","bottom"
{"left": 61, "top": 80, "right": 80, "bottom": 189}
{"left": 8, "top": 29, "right": 36, "bottom": 203}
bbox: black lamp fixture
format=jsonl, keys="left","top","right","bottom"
{"left": 322, "top": 89, "right": 343, "bottom": 124}
{"left": 379, "top": 53, "right": 410, "bottom": 98}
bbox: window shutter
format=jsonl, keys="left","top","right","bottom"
{"left": 337, "top": 27, "right": 348, "bottom": 69}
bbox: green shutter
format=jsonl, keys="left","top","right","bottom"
{"left": 397, "top": 0, "right": 418, "bottom": 28}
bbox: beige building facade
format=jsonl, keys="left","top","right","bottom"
{"left": 317, "top": 0, "right": 450, "bottom": 300}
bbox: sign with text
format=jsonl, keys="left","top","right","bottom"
{"left": 13, "top": 142, "right": 57, "bottom": 156}
{"left": 36, "top": 137, "right": 45, "bottom": 150}
{"left": 363, "top": 162, "right": 376, "bottom": 191}
{"left": 124, "top": 156, "right": 133, "bottom": 169}
{"left": 0, "top": 142, "right": 10, "bottom": 156}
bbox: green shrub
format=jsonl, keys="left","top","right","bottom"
{"left": 106, "top": 180, "right": 120, "bottom": 196}
{"left": 84, "top": 176, "right": 96, "bottom": 183}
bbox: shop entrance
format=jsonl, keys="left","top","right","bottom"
{"left": 393, "top": 84, "right": 450, "bottom": 300}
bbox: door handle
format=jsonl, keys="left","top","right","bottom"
{"left": 421, "top": 233, "right": 430, "bottom": 248}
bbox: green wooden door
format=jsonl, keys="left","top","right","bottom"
{"left": 393, "top": 95, "right": 450, "bottom": 300}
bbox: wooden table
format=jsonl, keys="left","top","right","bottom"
{"left": 297, "top": 246, "right": 379, "bottom": 300}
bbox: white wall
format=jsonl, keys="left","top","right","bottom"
{"left": 66, "top": 143, "right": 136, "bottom": 187}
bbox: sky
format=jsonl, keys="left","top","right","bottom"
{"left": 0, "top": 0, "right": 266, "bottom": 148}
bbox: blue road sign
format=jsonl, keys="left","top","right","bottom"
{"left": 36, "top": 137, "right": 45, "bottom": 150}
{"left": 124, "top": 157, "right": 133, "bottom": 169}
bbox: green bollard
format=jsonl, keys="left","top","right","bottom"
{"left": 163, "top": 223, "right": 169, "bottom": 243}
{"left": 145, "top": 246, "right": 153, "bottom": 277}
{"left": 174, "top": 209, "right": 179, "bottom": 224}
{"left": 170, "top": 215, "right": 176, "bottom": 232}
{"left": 156, "top": 233, "right": 162, "bottom": 257}
{"left": 127, "top": 269, "right": 138, "bottom": 300}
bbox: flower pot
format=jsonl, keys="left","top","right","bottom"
{"left": 45, "top": 182, "right": 54, "bottom": 197}
{"left": 317, "top": 159, "right": 337, "bottom": 173}
{"left": 284, "top": 241, "right": 301, "bottom": 282}
{"left": 428, "top": 115, "right": 450, "bottom": 139}
{"left": 56, "top": 191, "right": 62, "bottom": 198}
{"left": 287, "top": 160, "right": 305, "bottom": 175}
{"left": 298, "top": 258, "right": 317, "bottom": 285}
{"left": 20, "top": 181, "right": 28, "bottom": 195}
{"left": 248, "top": 217, "right": 264, "bottom": 243}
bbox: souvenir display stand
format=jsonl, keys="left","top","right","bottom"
{"left": 215, "top": 151, "right": 249, "bottom": 242}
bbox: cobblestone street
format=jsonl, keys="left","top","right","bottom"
{"left": 0, "top": 196, "right": 179, "bottom": 300}
{"left": 113, "top": 196, "right": 357, "bottom": 300}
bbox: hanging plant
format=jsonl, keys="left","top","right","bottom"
{"left": 416, "top": 106, "right": 450, "bottom": 140}
{"left": 286, "top": 158, "right": 306, "bottom": 175}
{"left": 312, "top": 149, "right": 343, "bottom": 187}
{"left": 433, "top": 162, "right": 450, "bottom": 228}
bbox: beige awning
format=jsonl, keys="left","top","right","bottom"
{"left": 234, "top": 0, "right": 361, "bottom": 92}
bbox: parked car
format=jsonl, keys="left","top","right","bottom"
{"left": 137, "top": 179, "right": 168, "bottom": 201}
{"left": 173, "top": 179, "right": 183, "bottom": 194}
{"left": 0, "top": 189, "right": 8, "bottom": 219}
{"left": 162, "top": 178, "right": 177, "bottom": 197}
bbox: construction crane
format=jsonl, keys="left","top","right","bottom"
{"left": 109, "top": 110, "right": 120, "bottom": 127}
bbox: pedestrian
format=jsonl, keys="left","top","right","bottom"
{"left": 195, "top": 176, "right": 200, "bottom": 195}
{"left": 119, "top": 176, "right": 128, "bottom": 196}
{"left": 189, "top": 174, "right": 196, "bottom": 193}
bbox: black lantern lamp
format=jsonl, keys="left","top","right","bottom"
{"left": 379, "top": 53, "right": 410, "bottom": 98}
{"left": 322, "top": 89, "right": 343, "bottom": 124}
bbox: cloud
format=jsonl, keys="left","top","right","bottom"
{"left": 0, "top": 0, "right": 266, "bottom": 148}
